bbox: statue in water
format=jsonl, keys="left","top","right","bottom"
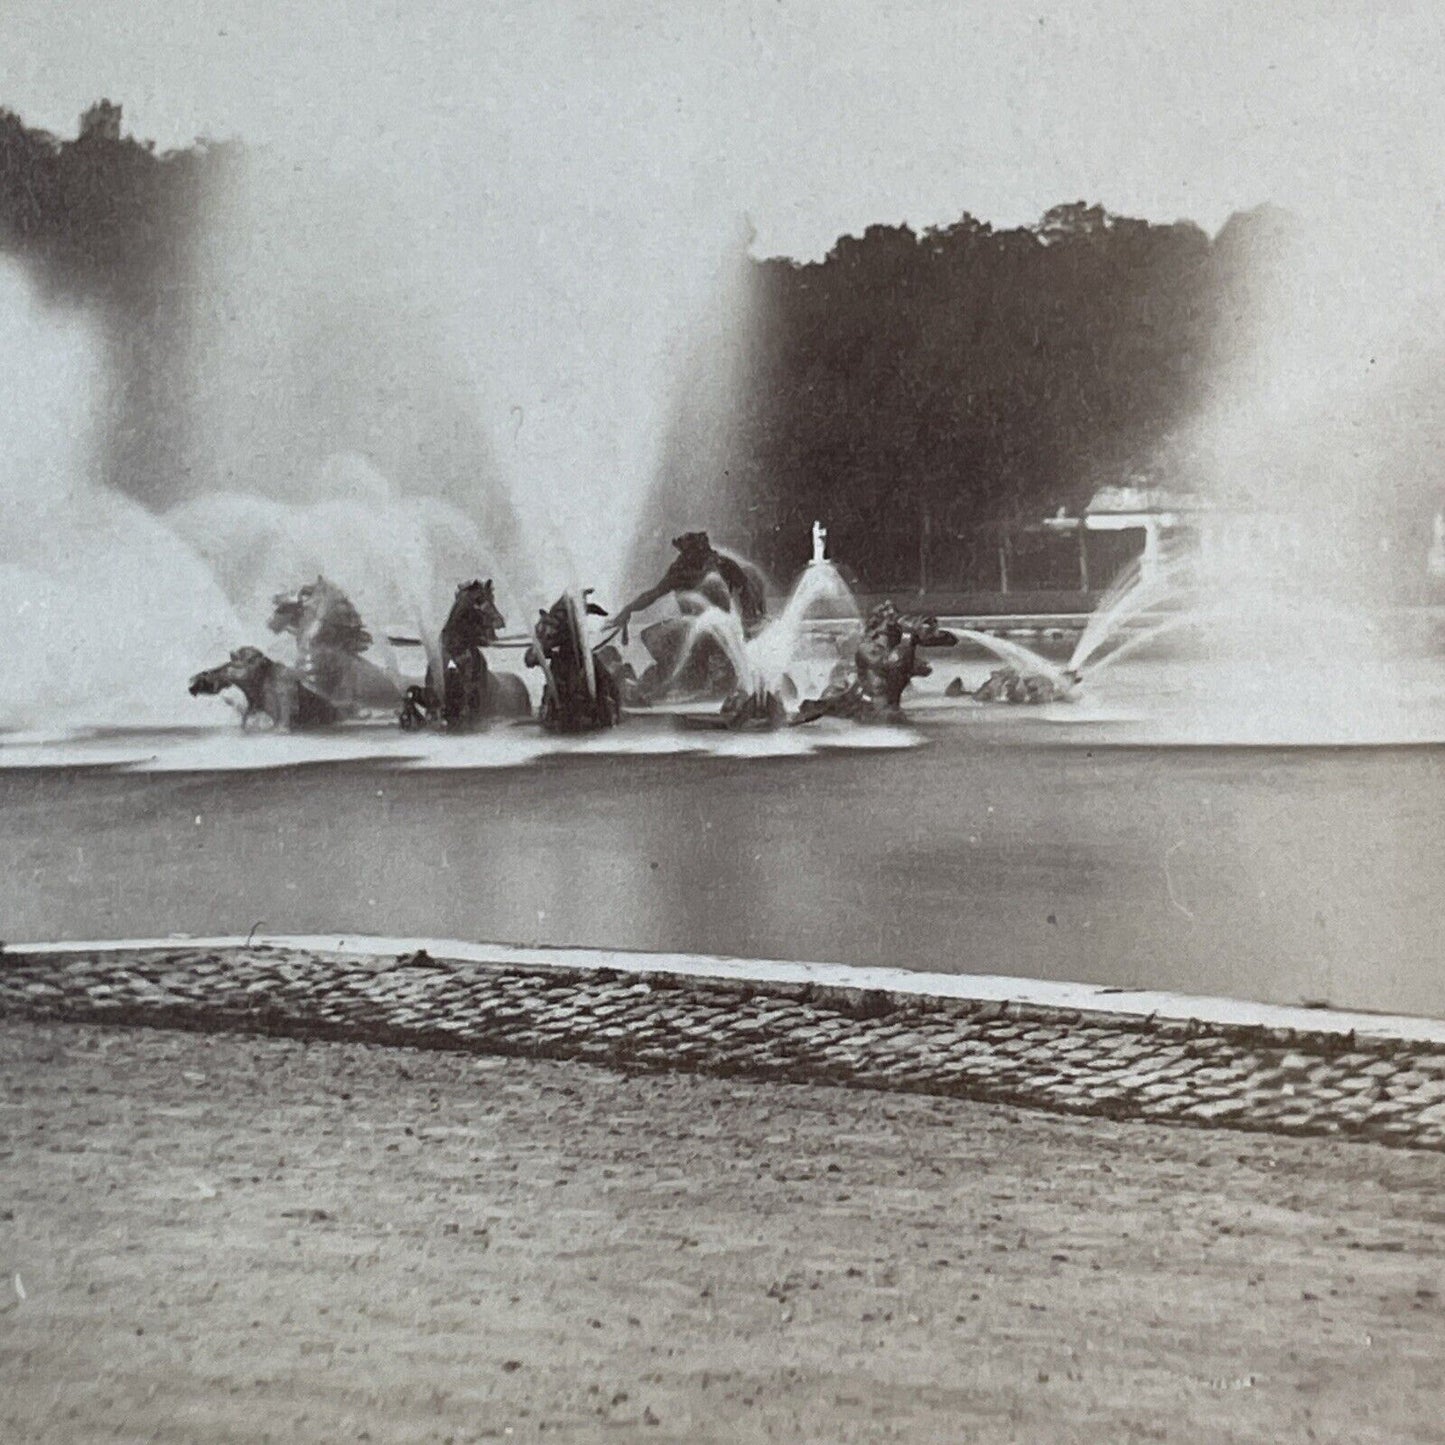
{"left": 189, "top": 647, "right": 339, "bottom": 730}
{"left": 398, "top": 580, "right": 531, "bottom": 730}
{"left": 525, "top": 591, "right": 622, "bottom": 733}
{"left": 191, "top": 576, "right": 398, "bottom": 730}
{"left": 268, "top": 575, "right": 401, "bottom": 712}
{"left": 966, "top": 666, "right": 1082, "bottom": 704}
{"left": 609, "top": 531, "right": 768, "bottom": 699}
{"left": 794, "top": 601, "right": 958, "bottom": 724}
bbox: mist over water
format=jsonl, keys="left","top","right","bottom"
{"left": 0, "top": 261, "right": 241, "bottom": 729}
{"left": 1193, "top": 207, "right": 1445, "bottom": 555}
{"left": 154, "top": 148, "right": 539, "bottom": 633}
{"left": 1140, "top": 182, "right": 1445, "bottom": 743}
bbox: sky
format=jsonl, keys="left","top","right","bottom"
{"left": 3, "top": 1, "right": 1443, "bottom": 591}
{"left": 6, "top": 0, "right": 1442, "bottom": 253}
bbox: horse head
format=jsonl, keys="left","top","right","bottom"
{"left": 528, "top": 590, "right": 610, "bottom": 674}
{"left": 267, "top": 586, "right": 308, "bottom": 637}
{"left": 448, "top": 579, "right": 505, "bottom": 648}
{"left": 529, "top": 595, "right": 571, "bottom": 665}
{"left": 189, "top": 646, "right": 271, "bottom": 700}
{"left": 269, "top": 575, "right": 372, "bottom": 654}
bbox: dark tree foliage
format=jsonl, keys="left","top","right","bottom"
{"left": 3, "top": 103, "right": 1299, "bottom": 593}
{"left": 649, "top": 203, "right": 1293, "bottom": 591}
{"left": 0, "top": 101, "right": 235, "bottom": 306}
{"left": 0, "top": 102, "right": 240, "bottom": 506}
{"left": 0, "top": 102, "right": 518, "bottom": 558}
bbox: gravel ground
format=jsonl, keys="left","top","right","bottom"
{"left": 3, "top": 1019, "right": 1443, "bottom": 1443}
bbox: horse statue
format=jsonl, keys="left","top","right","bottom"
{"left": 794, "top": 601, "right": 958, "bottom": 724}
{"left": 189, "top": 647, "right": 340, "bottom": 730}
{"left": 525, "top": 591, "right": 622, "bottom": 733}
{"left": 398, "top": 579, "right": 531, "bottom": 730}
{"left": 970, "top": 665, "right": 1081, "bottom": 704}
{"left": 267, "top": 576, "right": 402, "bottom": 712}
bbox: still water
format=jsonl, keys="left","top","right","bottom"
{"left": 3, "top": 703, "right": 1443, "bottom": 1018}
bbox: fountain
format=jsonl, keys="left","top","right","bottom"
{"left": 6, "top": 85, "right": 1442, "bottom": 755}
{"left": 651, "top": 522, "right": 865, "bottom": 725}
{"left": 747, "top": 536, "right": 862, "bottom": 702}
{"left": 0, "top": 261, "right": 242, "bottom": 732}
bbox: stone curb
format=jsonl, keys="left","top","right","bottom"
{"left": 4, "top": 945, "right": 1445, "bottom": 1152}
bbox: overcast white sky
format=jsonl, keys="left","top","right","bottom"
{"left": 6, "top": 0, "right": 1441, "bottom": 254}
{"left": 4, "top": 1, "right": 1442, "bottom": 583}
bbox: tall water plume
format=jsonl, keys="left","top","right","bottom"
{"left": 0, "top": 260, "right": 240, "bottom": 729}
{"left": 152, "top": 89, "right": 763, "bottom": 626}
{"left": 1158, "top": 163, "right": 1445, "bottom": 739}
{"left": 154, "top": 146, "right": 537, "bottom": 637}
{"left": 623, "top": 229, "right": 766, "bottom": 599}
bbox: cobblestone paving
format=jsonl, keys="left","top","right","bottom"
{"left": 5, "top": 945, "right": 1445, "bottom": 1151}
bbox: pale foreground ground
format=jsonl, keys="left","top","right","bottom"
{"left": 2, "top": 1022, "right": 1443, "bottom": 1444}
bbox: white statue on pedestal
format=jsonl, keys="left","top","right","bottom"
{"left": 810, "top": 520, "right": 828, "bottom": 566}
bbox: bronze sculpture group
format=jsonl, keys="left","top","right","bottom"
{"left": 791, "top": 601, "right": 959, "bottom": 725}
{"left": 189, "top": 529, "right": 1077, "bottom": 733}
{"left": 398, "top": 580, "right": 531, "bottom": 730}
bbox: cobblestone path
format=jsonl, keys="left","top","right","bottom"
{"left": 4, "top": 945, "right": 1445, "bottom": 1151}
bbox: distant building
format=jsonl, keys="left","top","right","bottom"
{"left": 1042, "top": 484, "right": 1309, "bottom": 587}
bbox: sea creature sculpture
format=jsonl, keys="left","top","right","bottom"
{"left": 794, "top": 601, "right": 958, "bottom": 724}
{"left": 971, "top": 666, "right": 1081, "bottom": 704}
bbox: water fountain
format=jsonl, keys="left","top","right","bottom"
{"left": 0, "top": 261, "right": 242, "bottom": 733}
{"left": 6, "top": 83, "right": 1442, "bottom": 755}
{"left": 654, "top": 522, "right": 864, "bottom": 724}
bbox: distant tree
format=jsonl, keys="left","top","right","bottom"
{"left": 0, "top": 102, "right": 236, "bottom": 500}
{"left": 651, "top": 201, "right": 1249, "bottom": 590}
{"left": 78, "top": 100, "right": 124, "bottom": 143}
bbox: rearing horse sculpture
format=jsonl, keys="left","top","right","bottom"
{"left": 398, "top": 579, "right": 531, "bottom": 730}
{"left": 268, "top": 575, "right": 401, "bottom": 712}
{"left": 525, "top": 591, "right": 622, "bottom": 733}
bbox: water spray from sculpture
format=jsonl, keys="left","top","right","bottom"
{"left": 0, "top": 261, "right": 242, "bottom": 732}
{"left": 647, "top": 521, "right": 864, "bottom": 724}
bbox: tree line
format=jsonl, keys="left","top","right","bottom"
{"left": 646, "top": 201, "right": 1299, "bottom": 591}
{"left": 3, "top": 103, "right": 1303, "bottom": 593}
{"left": 0, "top": 100, "right": 235, "bottom": 307}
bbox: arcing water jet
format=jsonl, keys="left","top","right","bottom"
{"left": 0, "top": 260, "right": 242, "bottom": 731}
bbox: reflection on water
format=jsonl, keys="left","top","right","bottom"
{"left": 2, "top": 721, "right": 1444, "bottom": 1018}
{"left": 5, "top": 643, "right": 1445, "bottom": 1020}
